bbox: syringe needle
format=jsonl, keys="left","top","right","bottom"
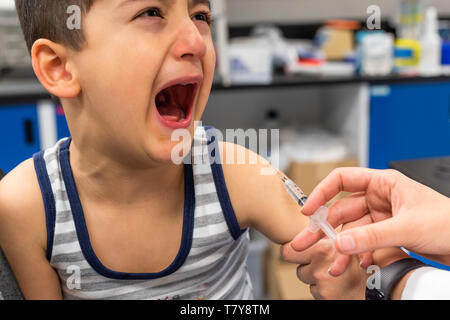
{"left": 278, "top": 170, "right": 337, "bottom": 245}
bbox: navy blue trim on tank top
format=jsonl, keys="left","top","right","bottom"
{"left": 33, "top": 150, "right": 57, "bottom": 261}
{"left": 204, "top": 126, "right": 247, "bottom": 240}
{"left": 58, "top": 138, "right": 195, "bottom": 280}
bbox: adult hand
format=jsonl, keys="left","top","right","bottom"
{"left": 290, "top": 168, "right": 450, "bottom": 271}
{"left": 282, "top": 239, "right": 368, "bottom": 299}
{"left": 281, "top": 241, "right": 410, "bottom": 300}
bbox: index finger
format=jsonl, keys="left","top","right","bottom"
{"left": 292, "top": 193, "right": 368, "bottom": 252}
{"left": 301, "top": 167, "right": 380, "bottom": 216}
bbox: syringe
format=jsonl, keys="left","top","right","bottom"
{"left": 278, "top": 171, "right": 338, "bottom": 242}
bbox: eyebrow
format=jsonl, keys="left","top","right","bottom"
{"left": 119, "top": 0, "right": 173, "bottom": 9}
{"left": 190, "top": 0, "right": 211, "bottom": 10}
{"left": 119, "top": 0, "right": 211, "bottom": 10}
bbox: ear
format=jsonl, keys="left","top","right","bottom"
{"left": 31, "top": 39, "right": 81, "bottom": 99}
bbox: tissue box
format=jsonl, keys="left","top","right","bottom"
{"left": 228, "top": 39, "right": 273, "bottom": 85}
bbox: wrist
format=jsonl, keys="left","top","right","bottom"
{"left": 390, "top": 269, "right": 416, "bottom": 300}
{"left": 366, "top": 248, "right": 416, "bottom": 300}
{"left": 366, "top": 254, "right": 426, "bottom": 300}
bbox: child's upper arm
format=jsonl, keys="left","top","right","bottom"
{"left": 219, "top": 142, "right": 309, "bottom": 245}
{"left": 0, "top": 159, "right": 62, "bottom": 299}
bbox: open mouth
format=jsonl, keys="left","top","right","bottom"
{"left": 155, "top": 83, "right": 197, "bottom": 124}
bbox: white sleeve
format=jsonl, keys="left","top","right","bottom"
{"left": 401, "top": 267, "right": 450, "bottom": 300}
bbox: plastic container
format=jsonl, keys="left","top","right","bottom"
{"left": 360, "top": 32, "right": 394, "bottom": 76}
{"left": 419, "top": 7, "right": 442, "bottom": 76}
{"left": 395, "top": 38, "right": 421, "bottom": 75}
{"left": 396, "top": 0, "right": 426, "bottom": 40}
{"left": 228, "top": 38, "right": 273, "bottom": 85}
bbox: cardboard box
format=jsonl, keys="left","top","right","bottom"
{"left": 285, "top": 157, "right": 359, "bottom": 196}
{"left": 264, "top": 157, "right": 360, "bottom": 300}
{"left": 264, "top": 242, "right": 314, "bottom": 300}
{"left": 322, "top": 29, "right": 354, "bottom": 60}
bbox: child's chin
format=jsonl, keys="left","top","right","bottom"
{"left": 145, "top": 140, "right": 192, "bottom": 166}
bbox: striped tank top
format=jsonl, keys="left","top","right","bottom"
{"left": 32, "top": 126, "right": 253, "bottom": 300}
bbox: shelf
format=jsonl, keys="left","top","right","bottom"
{"left": 0, "top": 79, "right": 50, "bottom": 105}
{"left": 2, "top": 73, "right": 450, "bottom": 104}
{"left": 212, "top": 74, "right": 450, "bottom": 91}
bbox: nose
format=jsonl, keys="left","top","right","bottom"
{"left": 171, "top": 20, "right": 207, "bottom": 60}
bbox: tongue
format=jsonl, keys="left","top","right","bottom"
{"left": 158, "top": 103, "right": 186, "bottom": 122}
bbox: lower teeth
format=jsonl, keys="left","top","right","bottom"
{"left": 177, "top": 110, "right": 186, "bottom": 122}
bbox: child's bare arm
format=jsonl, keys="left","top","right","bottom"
{"left": 0, "top": 159, "right": 62, "bottom": 299}
{"left": 220, "top": 142, "right": 309, "bottom": 244}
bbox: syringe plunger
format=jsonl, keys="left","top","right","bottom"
{"left": 308, "top": 206, "right": 338, "bottom": 241}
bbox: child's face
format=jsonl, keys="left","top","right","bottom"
{"left": 70, "top": 0, "right": 215, "bottom": 164}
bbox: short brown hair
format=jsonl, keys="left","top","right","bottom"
{"left": 15, "top": 0, "right": 95, "bottom": 104}
{"left": 15, "top": 0, "right": 95, "bottom": 52}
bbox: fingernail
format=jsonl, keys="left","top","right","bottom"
{"left": 328, "top": 265, "right": 338, "bottom": 277}
{"left": 290, "top": 239, "right": 300, "bottom": 250}
{"left": 300, "top": 200, "right": 310, "bottom": 212}
{"left": 337, "top": 235, "right": 355, "bottom": 252}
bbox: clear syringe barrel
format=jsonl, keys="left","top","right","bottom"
{"left": 283, "top": 178, "right": 308, "bottom": 206}
{"left": 281, "top": 175, "right": 337, "bottom": 245}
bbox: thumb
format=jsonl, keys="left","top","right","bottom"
{"left": 335, "top": 219, "right": 402, "bottom": 255}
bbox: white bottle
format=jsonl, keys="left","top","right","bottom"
{"left": 419, "top": 7, "right": 442, "bottom": 76}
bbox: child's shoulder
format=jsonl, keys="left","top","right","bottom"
{"left": 0, "top": 158, "right": 47, "bottom": 250}
{"left": 218, "top": 141, "right": 272, "bottom": 175}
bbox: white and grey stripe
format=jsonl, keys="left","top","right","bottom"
{"left": 38, "top": 126, "right": 253, "bottom": 300}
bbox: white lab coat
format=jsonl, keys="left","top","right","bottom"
{"left": 402, "top": 267, "right": 450, "bottom": 300}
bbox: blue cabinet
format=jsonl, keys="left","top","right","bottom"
{"left": 0, "top": 104, "right": 70, "bottom": 173}
{"left": 0, "top": 104, "right": 41, "bottom": 173}
{"left": 56, "top": 105, "right": 71, "bottom": 140}
{"left": 369, "top": 82, "right": 450, "bottom": 169}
